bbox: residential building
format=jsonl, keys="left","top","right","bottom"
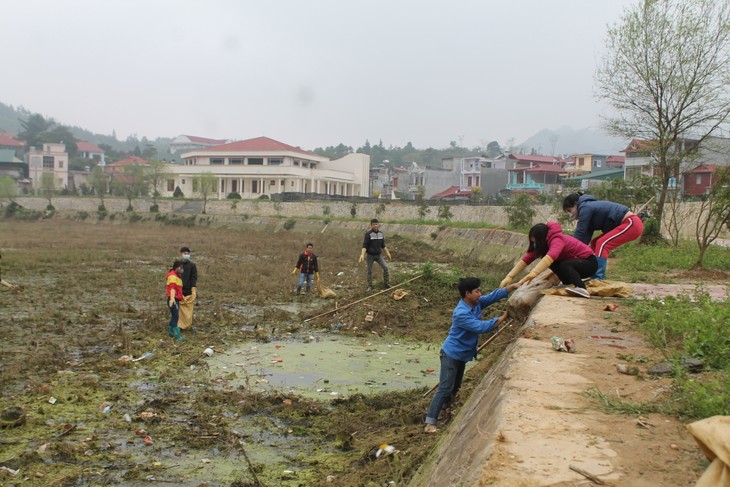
{"left": 0, "top": 148, "right": 25, "bottom": 179}
{"left": 683, "top": 164, "right": 717, "bottom": 196}
{"left": 169, "top": 135, "right": 229, "bottom": 154}
{"left": 426, "top": 156, "right": 511, "bottom": 200}
{"left": 168, "top": 136, "right": 369, "bottom": 199}
{"left": 27, "top": 143, "right": 68, "bottom": 190}
{"left": 76, "top": 141, "right": 106, "bottom": 165}
{"left": 0, "top": 134, "right": 24, "bottom": 155}
{"left": 506, "top": 154, "right": 567, "bottom": 194}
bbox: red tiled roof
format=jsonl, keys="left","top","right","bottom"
{"left": 687, "top": 164, "right": 717, "bottom": 173}
{"left": 77, "top": 141, "right": 104, "bottom": 153}
{"left": 431, "top": 186, "right": 472, "bottom": 199}
{"left": 184, "top": 135, "right": 229, "bottom": 145}
{"left": 606, "top": 155, "right": 625, "bottom": 163}
{"left": 622, "top": 138, "right": 655, "bottom": 154}
{"left": 204, "top": 136, "right": 314, "bottom": 156}
{"left": 0, "top": 134, "right": 24, "bottom": 147}
{"left": 108, "top": 156, "right": 148, "bottom": 166}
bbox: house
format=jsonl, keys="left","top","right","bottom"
{"left": 0, "top": 148, "right": 25, "bottom": 180}
{"left": 425, "top": 156, "right": 511, "bottom": 200}
{"left": 168, "top": 136, "right": 370, "bottom": 199}
{"left": 683, "top": 164, "right": 717, "bottom": 196}
{"left": 622, "top": 138, "right": 701, "bottom": 179}
{"left": 76, "top": 141, "right": 106, "bottom": 166}
{"left": 506, "top": 154, "right": 567, "bottom": 193}
{"left": 169, "top": 135, "right": 229, "bottom": 154}
{"left": 106, "top": 156, "right": 149, "bottom": 187}
{"left": 0, "top": 134, "right": 24, "bottom": 154}
{"left": 430, "top": 185, "right": 473, "bottom": 201}
{"left": 27, "top": 143, "right": 69, "bottom": 190}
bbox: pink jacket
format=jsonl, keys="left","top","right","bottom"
{"left": 522, "top": 222, "right": 594, "bottom": 265}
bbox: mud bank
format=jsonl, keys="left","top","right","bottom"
{"left": 409, "top": 294, "right": 704, "bottom": 487}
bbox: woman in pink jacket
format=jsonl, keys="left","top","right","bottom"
{"left": 500, "top": 222, "right": 597, "bottom": 298}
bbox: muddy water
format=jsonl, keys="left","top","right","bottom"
{"left": 205, "top": 334, "right": 466, "bottom": 399}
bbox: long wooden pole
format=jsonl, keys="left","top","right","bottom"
{"left": 422, "top": 318, "right": 514, "bottom": 398}
{"left": 303, "top": 274, "right": 423, "bottom": 323}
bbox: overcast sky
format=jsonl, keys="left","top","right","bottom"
{"left": 2, "top": 0, "right": 636, "bottom": 150}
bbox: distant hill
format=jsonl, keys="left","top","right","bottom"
{"left": 519, "top": 126, "right": 627, "bottom": 156}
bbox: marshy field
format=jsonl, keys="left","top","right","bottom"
{"left": 0, "top": 215, "right": 515, "bottom": 486}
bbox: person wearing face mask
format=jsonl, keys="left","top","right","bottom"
{"left": 166, "top": 260, "right": 185, "bottom": 341}
{"left": 562, "top": 193, "right": 643, "bottom": 280}
{"left": 500, "top": 222, "right": 597, "bottom": 298}
{"left": 178, "top": 246, "right": 198, "bottom": 329}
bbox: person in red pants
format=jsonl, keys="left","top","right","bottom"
{"left": 562, "top": 193, "right": 644, "bottom": 280}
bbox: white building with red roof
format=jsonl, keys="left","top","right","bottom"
{"left": 168, "top": 136, "right": 370, "bottom": 199}
{"left": 76, "top": 141, "right": 106, "bottom": 165}
{"left": 169, "top": 135, "right": 230, "bottom": 154}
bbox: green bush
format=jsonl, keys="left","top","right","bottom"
{"left": 149, "top": 204, "right": 159, "bottom": 213}
{"left": 283, "top": 219, "right": 296, "bottom": 230}
{"left": 227, "top": 192, "right": 241, "bottom": 199}
{"left": 504, "top": 194, "right": 536, "bottom": 229}
{"left": 173, "top": 186, "right": 184, "bottom": 198}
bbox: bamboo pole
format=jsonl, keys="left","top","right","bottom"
{"left": 303, "top": 274, "right": 423, "bottom": 323}
{"left": 422, "top": 318, "right": 514, "bottom": 397}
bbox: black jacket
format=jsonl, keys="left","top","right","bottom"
{"left": 181, "top": 260, "right": 197, "bottom": 295}
{"left": 295, "top": 252, "right": 318, "bottom": 274}
{"left": 362, "top": 230, "right": 386, "bottom": 255}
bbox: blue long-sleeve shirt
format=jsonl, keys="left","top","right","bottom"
{"left": 441, "top": 287, "right": 508, "bottom": 362}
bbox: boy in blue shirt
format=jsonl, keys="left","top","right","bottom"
{"left": 424, "top": 277, "right": 518, "bottom": 433}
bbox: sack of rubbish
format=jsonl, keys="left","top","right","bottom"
{"left": 317, "top": 280, "right": 336, "bottom": 299}
{"left": 550, "top": 336, "right": 576, "bottom": 353}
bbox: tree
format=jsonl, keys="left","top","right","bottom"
{"left": 596, "top": 0, "right": 730, "bottom": 231}
{"left": 17, "top": 113, "right": 53, "bottom": 148}
{"left": 0, "top": 177, "right": 17, "bottom": 203}
{"left": 39, "top": 126, "right": 78, "bottom": 158}
{"left": 88, "top": 166, "right": 109, "bottom": 209}
{"left": 504, "top": 193, "right": 536, "bottom": 229}
{"left": 145, "top": 160, "right": 173, "bottom": 206}
{"left": 111, "top": 165, "right": 147, "bottom": 210}
{"left": 693, "top": 166, "right": 730, "bottom": 268}
{"left": 194, "top": 171, "right": 217, "bottom": 214}
{"left": 40, "top": 172, "right": 56, "bottom": 209}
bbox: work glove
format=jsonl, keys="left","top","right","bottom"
{"left": 500, "top": 260, "right": 527, "bottom": 288}
{"left": 316, "top": 272, "right": 320, "bottom": 281}
{"left": 168, "top": 297, "right": 176, "bottom": 308}
{"left": 359, "top": 248, "right": 366, "bottom": 263}
{"left": 291, "top": 267, "right": 298, "bottom": 276}
{"left": 191, "top": 287, "right": 197, "bottom": 300}
{"left": 517, "top": 255, "right": 554, "bottom": 285}
{"left": 384, "top": 249, "right": 392, "bottom": 261}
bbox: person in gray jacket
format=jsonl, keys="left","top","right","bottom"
{"left": 562, "top": 193, "right": 644, "bottom": 280}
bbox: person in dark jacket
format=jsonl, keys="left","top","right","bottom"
{"left": 292, "top": 243, "right": 319, "bottom": 295}
{"left": 424, "top": 277, "right": 518, "bottom": 433}
{"left": 179, "top": 246, "right": 198, "bottom": 298}
{"left": 562, "top": 193, "right": 644, "bottom": 280}
{"left": 359, "top": 218, "right": 392, "bottom": 292}
{"left": 500, "top": 222, "right": 597, "bottom": 298}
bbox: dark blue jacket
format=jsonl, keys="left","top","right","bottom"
{"left": 572, "top": 195, "right": 629, "bottom": 244}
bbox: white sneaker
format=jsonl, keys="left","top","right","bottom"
{"left": 566, "top": 287, "right": 590, "bottom": 299}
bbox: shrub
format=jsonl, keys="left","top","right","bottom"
{"left": 437, "top": 205, "right": 453, "bottom": 220}
{"left": 283, "top": 219, "right": 296, "bottom": 230}
{"left": 149, "top": 204, "right": 159, "bottom": 213}
{"left": 227, "top": 192, "right": 241, "bottom": 199}
{"left": 173, "top": 186, "right": 184, "bottom": 198}
{"left": 504, "top": 193, "right": 536, "bottom": 229}
{"left": 258, "top": 194, "right": 270, "bottom": 201}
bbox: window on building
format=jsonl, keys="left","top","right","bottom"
{"left": 232, "top": 180, "right": 238, "bottom": 192}
{"left": 167, "top": 179, "right": 175, "bottom": 191}
{"left": 310, "top": 163, "right": 317, "bottom": 169}
{"left": 696, "top": 174, "right": 702, "bottom": 185}
{"left": 269, "top": 180, "right": 276, "bottom": 186}
{"left": 291, "top": 181, "right": 295, "bottom": 187}
{"left": 43, "top": 156, "right": 54, "bottom": 169}
{"left": 280, "top": 179, "right": 285, "bottom": 186}
{"left": 268, "top": 158, "right": 283, "bottom": 165}
{"left": 248, "top": 158, "right": 263, "bottom": 165}
{"left": 468, "top": 176, "right": 473, "bottom": 187}
{"left": 59, "top": 160, "right": 64, "bottom": 169}
{"left": 578, "top": 157, "right": 585, "bottom": 167}
{"left": 229, "top": 158, "right": 244, "bottom": 165}
{"left": 252, "top": 180, "right": 259, "bottom": 193}
{"left": 193, "top": 179, "right": 198, "bottom": 192}
{"left": 294, "top": 160, "right": 300, "bottom": 167}
{"left": 475, "top": 176, "right": 480, "bottom": 187}
{"left": 210, "top": 158, "right": 224, "bottom": 165}
{"left": 182, "top": 179, "right": 186, "bottom": 184}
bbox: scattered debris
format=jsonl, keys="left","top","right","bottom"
{"left": 603, "top": 303, "right": 618, "bottom": 312}
{"left": 392, "top": 289, "right": 409, "bottom": 300}
{"left": 203, "top": 347, "right": 214, "bottom": 357}
{"left": 637, "top": 416, "right": 654, "bottom": 429}
{"left": 0, "top": 406, "right": 26, "bottom": 428}
{"left": 569, "top": 464, "right": 606, "bottom": 485}
{"left": 376, "top": 443, "right": 398, "bottom": 458}
{"left": 647, "top": 357, "right": 704, "bottom": 376}
{"left": 131, "top": 352, "right": 155, "bottom": 362}
{"left": 616, "top": 364, "right": 640, "bottom": 376}
{"left": 551, "top": 336, "right": 575, "bottom": 352}
{"left": 0, "top": 466, "right": 19, "bottom": 477}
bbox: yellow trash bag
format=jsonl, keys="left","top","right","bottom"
{"left": 687, "top": 416, "right": 730, "bottom": 487}
{"left": 179, "top": 293, "right": 195, "bottom": 329}
{"left": 317, "top": 280, "right": 336, "bottom": 299}
{"left": 542, "top": 279, "right": 633, "bottom": 298}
